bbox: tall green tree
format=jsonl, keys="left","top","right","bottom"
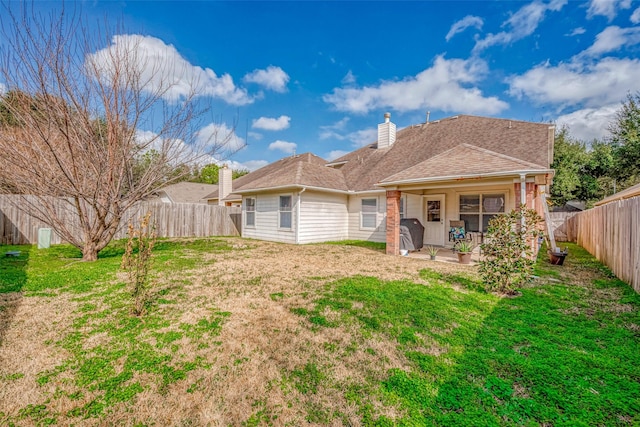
{"left": 550, "top": 127, "right": 589, "bottom": 206}
{"left": 192, "top": 163, "right": 249, "bottom": 184}
{"left": 608, "top": 92, "right": 640, "bottom": 187}
{"left": 581, "top": 140, "right": 616, "bottom": 201}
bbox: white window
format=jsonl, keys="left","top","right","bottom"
{"left": 245, "top": 197, "right": 256, "bottom": 227}
{"left": 361, "top": 198, "right": 377, "bottom": 229}
{"left": 459, "top": 193, "right": 505, "bottom": 232}
{"left": 399, "top": 196, "right": 406, "bottom": 219}
{"left": 279, "top": 195, "right": 292, "bottom": 229}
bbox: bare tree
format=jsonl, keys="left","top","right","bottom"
{"left": 0, "top": 4, "right": 238, "bottom": 260}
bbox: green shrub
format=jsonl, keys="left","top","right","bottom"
{"left": 479, "top": 206, "right": 542, "bottom": 294}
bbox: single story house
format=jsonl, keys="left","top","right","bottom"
{"left": 150, "top": 182, "right": 219, "bottom": 204}
{"left": 208, "top": 114, "right": 555, "bottom": 255}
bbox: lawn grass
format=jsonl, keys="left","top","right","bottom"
{"left": 0, "top": 238, "right": 238, "bottom": 425}
{"left": 325, "top": 239, "right": 387, "bottom": 252}
{"left": 1, "top": 239, "right": 638, "bottom": 425}
{"left": 290, "top": 244, "right": 640, "bottom": 426}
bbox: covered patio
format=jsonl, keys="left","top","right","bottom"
{"left": 405, "top": 245, "right": 483, "bottom": 265}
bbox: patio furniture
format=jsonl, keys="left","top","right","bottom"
{"left": 449, "top": 220, "right": 472, "bottom": 252}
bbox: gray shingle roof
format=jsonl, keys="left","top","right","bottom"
{"left": 208, "top": 153, "right": 349, "bottom": 195}
{"left": 213, "top": 115, "right": 554, "bottom": 195}
{"left": 380, "top": 144, "right": 549, "bottom": 184}
{"left": 334, "top": 115, "right": 554, "bottom": 191}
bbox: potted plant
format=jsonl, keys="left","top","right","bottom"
{"left": 426, "top": 245, "right": 439, "bottom": 260}
{"left": 456, "top": 241, "right": 474, "bottom": 264}
{"left": 548, "top": 247, "right": 568, "bottom": 265}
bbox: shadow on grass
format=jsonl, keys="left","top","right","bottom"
{"left": 0, "top": 245, "right": 30, "bottom": 346}
{"left": 394, "top": 242, "right": 640, "bottom": 426}
{"left": 303, "top": 243, "right": 640, "bottom": 425}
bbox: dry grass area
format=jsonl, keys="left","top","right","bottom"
{"left": 1, "top": 239, "right": 638, "bottom": 426}
{"left": 0, "top": 239, "right": 474, "bottom": 426}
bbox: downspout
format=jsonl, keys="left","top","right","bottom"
{"left": 296, "top": 188, "right": 306, "bottom": 244}
{"left": 520, "top": 174, "right": 527, "bottom": 257}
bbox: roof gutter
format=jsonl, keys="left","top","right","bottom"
{"left": 233, "top": 184, "right": 351, "bottom": 195}
{"left": 376, "top": 169, "right": 555, "bottom": 188}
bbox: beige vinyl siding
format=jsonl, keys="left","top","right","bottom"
{"left": 297, "top": 190, "right": 349, "bottom": 243}
{"left": 404, "top": 193, "right": 423, "bottom": 219}
{"left": 420, "top": 181, "right": 515, "bottom": 247}
{"left": 241, "top": 193, "right": 296, "bottom": 243}
{"left": 347, "top": 194, "right": 386, "bottom": 242}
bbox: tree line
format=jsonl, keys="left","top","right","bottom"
{"left": 550, "top": 93, "right": 640, "bottom": 208}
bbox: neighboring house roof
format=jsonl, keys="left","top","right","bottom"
{"left": 550, "top": 200, "right": 586, "bottom": 212}
{"left": 208, "top": 114, "right": 554, "bottom": 197}
{"left": 152, "top": 182, "right": 219, "bottom": 204}
{"left": 594, "top": 182, "right": 640, "bottom": 206}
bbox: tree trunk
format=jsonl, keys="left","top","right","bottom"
{"left": 82, "top": 241, "right": 99, "bottom": 262}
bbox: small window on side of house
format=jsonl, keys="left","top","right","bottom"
{"left": 279, "top": 195, "right": 292, "bottom": 229}
{"left": 245, "top": 197, "right": 256, "bottom": 227}
{"left": 361, "top": 198, "right": 377, "bottom": 229}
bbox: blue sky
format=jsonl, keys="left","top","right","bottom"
{"left": 6, "top": 0, "right": 640, "bottom": 171}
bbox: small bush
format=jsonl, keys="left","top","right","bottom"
{"left": 479, "top": 206, "right": 542, "bottom": 294}
{"left": 121, "top": 212, "right": 157, "bottom": 316}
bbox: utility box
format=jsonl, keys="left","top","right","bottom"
{"left": 38, "top": 228, "right": 52, "bottom": 249}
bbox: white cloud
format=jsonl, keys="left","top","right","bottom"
{"left": 323, "top": 55, "right": 508, "bottom": 115}
{"left": 196, "top": 122, "right": 246, "bottom": 153}
{"left": 198, "top": 158, "right": 267, "bottom": 172}
{"left": 508, "top": 57, "right": 640, "bottom": 109}
{"left": 87, "top": 35, "right": 252, "bottom": 105}
{"left": 134, "top": 129, "right": 200, "bottom": 166}
{"left": 580, "top": 26, "right": 640, "bottom": 57}
{"left": 238, "top": 160, "right": 269, "bottom": 171}
{"left": 0, "top": 82, "right": 6, "bottom": 95}
{"left": 319, "top": 118, "right": 350, "bottom": 140}
{"left": 474, "top": 0, "right": 567, "bottom": 52}
{"left": 349, "top": 128, "right": 378, "bottom": 148}
{"left": 326, "top": 150, "right": 350, "bottom": 161}
{"left": 251, "top": 115, "right": 291, "bottom": 131}
{"left": 268, "top": 140, "right": 297, "bottom": 154}
{"left": 248, "top": 131, "right": 263, "bottom": 140}
{"left": 318, "top": 119, "right": 377, "bottom": 148}
{"left": 555, "top": 104, "right": 619, "bottom": 141}
{"left": 341, "top": 70, "right": 356, "bottom": 85}
{"left": 243, "top": 66, "right": 289, "bottom": 92}
{"left": 632, "top": 7, "right": 640, "bottom": 24}
{"left": 446, "top": 15, "right": 483, "bottom": 42}
{"left": 567, "top": 27, "right": 586, "bottom": 36}
{"left": 587, "top": 0, "right": 631, "bottom": 21}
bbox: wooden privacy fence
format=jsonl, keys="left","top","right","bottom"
{"left": 566, "top": 197, "right": 640, "bottom": 293}
{"left": 0, "top": 195, "right": 241, "bottom": 245}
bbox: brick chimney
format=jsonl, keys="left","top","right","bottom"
{"left": 218, "top": 164, "right": 232, "bottom": 206}
{"left": 377, "top": 112, "right": 396, "bottom": 149}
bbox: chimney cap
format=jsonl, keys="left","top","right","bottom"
{"left": 384, "top": 112, "right": 391, "bottom": 123}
